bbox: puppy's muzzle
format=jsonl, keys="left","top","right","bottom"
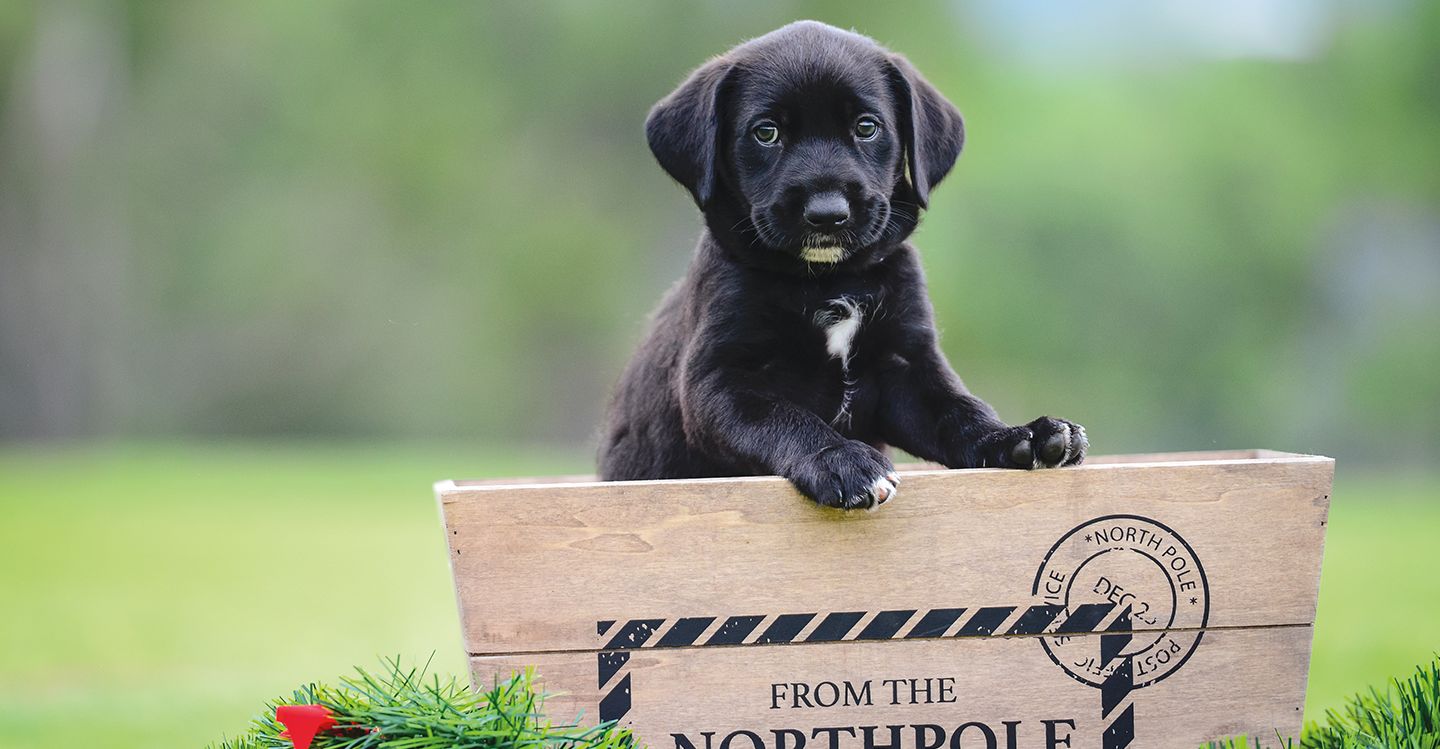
{"left": 798, "top": 191, "right": 854, "bottom": 263}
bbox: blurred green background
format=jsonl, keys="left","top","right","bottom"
{"left": 1, "top": 0, "right": 1437, "bottom": 746}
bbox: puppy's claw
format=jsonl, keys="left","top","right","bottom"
{"left": 1066, "top": 426, "right": 1089, "bottom": 466}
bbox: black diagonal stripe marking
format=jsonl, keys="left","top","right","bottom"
{"left": 806, "top": 611, "right": 866, "bottom": 642}
{"left": 706, "top": 615, "right": 766, "bottom": 646}
{"left": 855, "top": 610, "right": 917, "bottom": 640}
{"left": 756, "top": 613, "right": 816, "bottom": 644}
{"left": 603, "top": 619, "right": 664, "bottom": 650}
{"left": 1007, "top": 605, "right": 1064, "bottom": 635}
{"left": 597, "top": 651, "right": 629, "bottom": 688}
{"left": 1101, "top": 655, "right": 1133, "bottom": 718}
{"left": 905, "top": 608, "right": 965, "bottom": 639}
{"left": 1101, "top": 607, "right": 1133, "bottom": 665}
{"left": 597, "top": 620, "right": 615, "bottom": 636}
{"left": 1103, "top": 702, "right": 1135, "bottom": 749}
{"left": 598, "top": 673, "right": 632, "bottom": 723}
{"left": 1055, "top": 603, "right": 1115, "bottom": 634}
{"left": 655, "top": 617, "right": 715, "bottom": 648}
{"left": 956, "top": 607, "right": 1014, "bottom": 637}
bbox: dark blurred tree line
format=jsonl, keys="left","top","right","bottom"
{"left": 0, "top": 0, "right": 1436, "bottom": 466}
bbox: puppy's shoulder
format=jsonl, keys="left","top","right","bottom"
{"left": 838, "top": 242, "right": 927, "bottom": 300}
{"left": 681, "top": 235, "right": 768, "bottom": 310}
{"left": 878, "top": 242, "right": 927, "bottom": 280}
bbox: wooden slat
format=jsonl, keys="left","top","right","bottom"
{"left": 438, "top": 453, "right": 1332, "bottom": 656}
{"left": 471, "top": 625, "right": 1315, "bottom": 746}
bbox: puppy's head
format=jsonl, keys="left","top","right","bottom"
{"left": 647, "top": 21, "right": 965, "bottom": 269}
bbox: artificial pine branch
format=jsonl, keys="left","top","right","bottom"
{"left": 209, "top": 656, "right": 637, "bottom": 749}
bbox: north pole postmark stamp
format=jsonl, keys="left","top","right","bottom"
{"left": 1033, "top": 514, "right": 1211, "bottom": 688}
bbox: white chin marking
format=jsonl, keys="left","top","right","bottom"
{"left": 801, "top": 245, "right": 846, "bottom": 263}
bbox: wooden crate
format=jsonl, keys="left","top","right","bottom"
{"left": 435, "top": 450, "right": 1332, "bottom": 749}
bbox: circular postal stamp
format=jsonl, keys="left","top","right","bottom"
{"left": 1032, "top": 514, "right": 1210, "bottom": 688}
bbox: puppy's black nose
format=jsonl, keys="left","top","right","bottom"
{"left": 804, "top": 193, "right": 850, "bottom": 228}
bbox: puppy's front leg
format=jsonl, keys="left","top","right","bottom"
{"left": 878, "top": 353, "right": 1087, "bottom": 470}
{"left": 683, "top": 363, "right": 901, "bottom": 510}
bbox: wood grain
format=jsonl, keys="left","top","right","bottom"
{"left": 437, "top": 452, "right": 1332, "bottom": 655}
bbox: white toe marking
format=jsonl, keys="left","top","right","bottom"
{"left": 862, "top": 476, "right": 897, "bottom": 512}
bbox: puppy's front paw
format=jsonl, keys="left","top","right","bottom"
{"left": 789, "top": 442, "right": 901, "bottom": 511}
{"left": 977, "top": 416, "right": 1087, "bottom": 469}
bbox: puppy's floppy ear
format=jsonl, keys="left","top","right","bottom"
{"left": 886, "top": 54, "right": 965, "bottom": 209}
{"left": 646, "top": 58, "right": 734, "bottom": 209}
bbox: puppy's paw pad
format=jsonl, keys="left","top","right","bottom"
{"left": 1025, "top": 416, "right": 1088, "bottom": 468}
{"left": 1038, "top": 424, "right": 1069, "bottom": 465}
{"left": 1009, "top": 438, "right": 1035, "bottom": 468}
{"left": 975, "top": 426, "right": 1036, "bottom": 469}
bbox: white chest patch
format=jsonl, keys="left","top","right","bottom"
{"left": 815, "top": 297, "right": 863, "bottom": 370}
{"left": 815, "top": 297, "right": 863, "bottom": 429}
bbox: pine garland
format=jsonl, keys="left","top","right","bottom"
{"left": 217, "top": 654, "right": 1440, "bottom": 749}
{"left": 209, "top": 657, "right": 637, "bottom": 749}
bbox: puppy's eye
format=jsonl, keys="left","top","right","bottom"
{"left": 855, "top": 117, "right": 880, "bottom": 140}
{"left": 753, "top": 122, "right": 780, "bottom": 145}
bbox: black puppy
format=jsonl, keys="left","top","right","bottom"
{"left": 599, "top": 21, "right": 1086, "bottom": 509}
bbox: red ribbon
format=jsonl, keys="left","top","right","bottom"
{"left": 276, "top": 704, "right": 336, "bottom": 749}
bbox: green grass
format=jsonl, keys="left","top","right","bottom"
{"left": 0, "top": 443, "right": 1436, "bottom": 748}
{"left": 0, "top": 441, "right": 593, "bottom": 749}
{"left": 1302, "top": 655, "right": 1440, "bottom": 748}
{"left": 1308, "top": 472, "right": 1440, "bottom": 721}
